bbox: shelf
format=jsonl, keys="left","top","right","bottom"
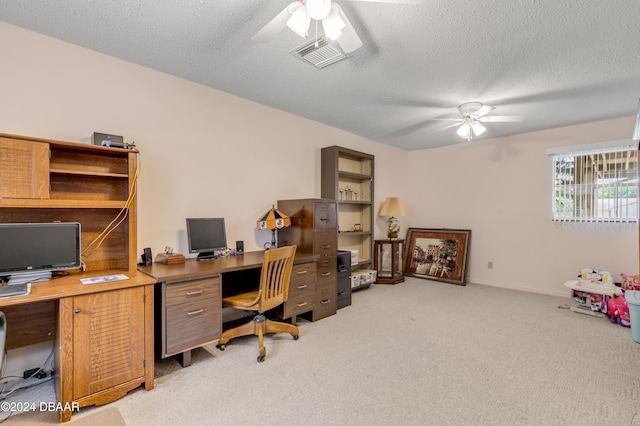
{"left": 337, "top": 200, "right": 371, "bottom": 205}
{"left": 50, "top": 168, "right": 129, "bottom": 179}
{"left": 321, "top": 146, "right": 374, "bottom": 279}
{"left": 0, "top": 199, "right": 128, "bottom": 209}
{"left": 337, "top": 170, "right": 372, "bottom": 180}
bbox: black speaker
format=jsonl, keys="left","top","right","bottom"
{"left": 141, "top": 247, "right": 152, "bottom": 265}
{"left": 235, "top": 241, "right": 244, "bottom": 254}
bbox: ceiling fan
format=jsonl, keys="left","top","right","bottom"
{"left": 252, "top": 0, "right": 422, "bottom": 54}
{"left": 436, "top": 102, "right": 525, "bottom": 141}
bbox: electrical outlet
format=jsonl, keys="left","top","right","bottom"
{"left": 488, "top": 261, "right": 493, "bottom": 269}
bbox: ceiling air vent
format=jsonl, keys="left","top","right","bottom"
{"left": 289, "top": 37, "right": 347, "bottom": 69}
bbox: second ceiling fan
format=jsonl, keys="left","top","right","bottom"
{"left": 437, "top": 102, "right": 525, "bottom": 141}
{"left": 252, "top": 0, "right": 421, "bottom": 53}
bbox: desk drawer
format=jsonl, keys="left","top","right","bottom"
{"left": 313, "top": 230, "right": 337, "bottom": 257}
{"left": 165, "top": 276, "right": 220, "bottom": 307}
{"left": 313, "top": 282, "right": 337, "bottom": 321}
{"left": 313, "top": 201, "right": 337, "bottom": 229}
{"left": 166, "top": 295, "right": 221, "bottom": 355}
{"left": 280, "top": 262, "right": 316, "bottom": 318}
{"left": 290, "top": 262, "right": 316, "bottom": 284}
{"left": 317, "top": 256, "right": 336, "bottom": 286}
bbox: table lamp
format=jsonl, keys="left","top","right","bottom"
{"left": 257, "top": 205, "right": 291, "bottom": 249}
{"left": 379, "top": 197, "right": 405, "bottom": 239}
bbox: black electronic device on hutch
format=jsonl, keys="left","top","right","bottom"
{"left": 186, "top": 218, "right": 228, "bottom": 260}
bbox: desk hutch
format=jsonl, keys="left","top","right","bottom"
{"left": 0, "top": 133, "right": 155, "bottom": 422}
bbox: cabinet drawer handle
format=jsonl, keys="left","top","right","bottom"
{"left": 187, "top": 309, "right": 204, "bottom": 317}
{"left": 320, "top": 299, "right": 330, "bottom": 304}
{"left": 320, "top": 245, "right": 331, "bottom": 249}
{"left": 321, "top": 272, "right": 331, "bottom": 277}
{"left": 296, "top": 302, "right": 309, "bottom": 307}
{"left": 186, "top": 290, "right": 203, "bottom": 296}
{"left": 296, "top": 284, "right": 308, "bottom": 289}
{"left": 296, "top": 270, "right": 308, "bottom": 275}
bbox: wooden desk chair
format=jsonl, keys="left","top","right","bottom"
{"left": 217, "top": 245, "right": 298, "bottom": 362}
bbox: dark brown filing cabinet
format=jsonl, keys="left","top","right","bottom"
{"left": 278, "top": 198, "right": 338, "bottom": 321}
{"left": 163, "top": 276, "right": 221, "bottom": 357}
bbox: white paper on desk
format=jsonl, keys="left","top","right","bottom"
{"left": 80, "top": 274, "right": 129, "bottom": 285}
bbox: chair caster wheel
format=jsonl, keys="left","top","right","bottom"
{"left": 216, "top": 344, "right": 226, "bottom": 351}
{"left": 293, "top": 335, "right": 299, "bottom": 340}
{"left": 257, "top": 356, "right": 265, "bottom": 362}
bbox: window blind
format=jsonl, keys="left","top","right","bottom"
{"left": 547, "top": 140, "right": 639, "bottom": 223}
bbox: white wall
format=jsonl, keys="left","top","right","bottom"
{"left": 0, "top": 22, "right": 409, "bottom": 378}
{"left": 0, "top": 22, "right": 409, "bottom": 256}
{"left": 408, "top": 117, "right": 638, "bottom": 296}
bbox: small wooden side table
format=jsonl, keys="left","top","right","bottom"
{"left": 374, "top": 239, "right": 405, "bottom": 284}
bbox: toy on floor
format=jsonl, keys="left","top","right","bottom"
{"left": 620, "top": 273, "right": 640, "bottom": 291}
{"left": 564, "top": 268, "right": 622, "bottom": 318}
{"left": 606, "top": 295, "right": 631, "bottom": 327}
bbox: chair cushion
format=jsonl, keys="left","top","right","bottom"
{"left": 223, "top": 290, "right": 260, "bottom": 310}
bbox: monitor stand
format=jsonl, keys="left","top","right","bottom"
{"left": 196, "top": 252, "right": 218, "bottom": 261}
{"left": 8, "top": 271, "right": 52, "bottom": 285}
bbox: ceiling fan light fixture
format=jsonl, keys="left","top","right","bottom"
{"left": 306, "top": 0, "right": 332, "bottom": 20}
{"left": 322, "top": 7, "right": 345, "bottom": 40}
{"left": 471, "top": 121, "right": 486, "bottom": 136}
{"left": 286, "top": 5, "right": 311, "bottom": 37}
{"left": 456, "top": 122, "right": 471, "bottom": 139}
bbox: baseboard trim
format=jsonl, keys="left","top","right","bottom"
{"left": 470, "top": 279, "right": 570, "bottom": 298}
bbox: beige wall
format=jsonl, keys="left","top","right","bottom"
{"left": 409, "top": 117, "right": 638, "bottom": 296}
{"left": 0, "top": 22, "right": 409, "bottom": 256}
{"left": 0, "top": 21, "right": 637, "bottom": 302}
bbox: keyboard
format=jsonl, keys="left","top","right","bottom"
{"left": 0, "top": 283, "right": 31, "bottom": 298}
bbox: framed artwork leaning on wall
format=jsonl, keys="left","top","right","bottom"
{"left": 404, "top": 228, "right": 471, "bottom": 285}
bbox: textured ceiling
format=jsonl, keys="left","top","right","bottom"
{"left": 1, "top": 0, "right": 639, "bottom": 150}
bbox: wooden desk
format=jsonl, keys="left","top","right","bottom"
{"left": 0, "top": 270, "right": 156, "bottom": 422}
{"left": 138, "top": 251, "right": 317, "bottom": 367}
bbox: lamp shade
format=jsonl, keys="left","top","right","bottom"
{"left": 257, "top": 205, "right": 291, "bottom": 231}
{"left": 379, "top": 197, "right": 405, "bottom": 218}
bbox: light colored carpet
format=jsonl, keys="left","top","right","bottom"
{"left": 1, "top": 406, "right": 125, "bottom": 425}
{"left": 3, "top": 278, "right": 640, "bottom": 425}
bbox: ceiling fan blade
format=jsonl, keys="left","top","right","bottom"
{"left": 251, "top": 2, "right": 301, "bottom": 42}
{"left": 478, "top": 115, "right": 525, "bottom": 122}
{"left": 347, "top": 0, "right": 424, "bottom": 4}
{"left": 434, "top": 122, "right": 462, "bottom": 133}
{"left": 471, "top": 105, "right": 495, "bottom": 118}
{"left": 334, "top": 4, "right": 362, "bottom": 53}
{"left": 426, "top": 118, "right": 464, "bottom": 121}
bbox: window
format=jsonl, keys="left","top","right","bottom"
{"left": 548, "top": 141, "right": 639, "bottom": 223}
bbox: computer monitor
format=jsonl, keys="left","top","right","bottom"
{"left": 0, "top": 222, "right": 82, "bottom": 285}
{"left": 186, "top": 218, "right": 227, "bottom": 261}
